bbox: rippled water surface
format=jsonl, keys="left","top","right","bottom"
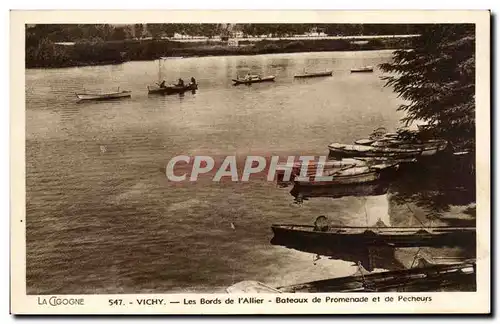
{"left": 26, "top": 50, "right": 475, "bottom": 294}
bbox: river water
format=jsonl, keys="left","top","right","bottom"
{"left": 26, "top": 50, "right": 476, "bottom": 294}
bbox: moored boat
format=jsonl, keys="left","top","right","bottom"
{"left": 232, "top": 75, "right": 275, "bottom": 85}
{"left": 289, "top": 181, "right": 391, "bottom": 204}
{"left": 277, "top": 261, "right": 475, "bottom": 293}
{"left": 297, "top": 161, "right": 398, "bottom": 186}
{"left": 160, "top": 56, "right": 183, "bottom": 60}
{"left": 328, "top": 141, "right": 448, "bottom": 160}
{"left": 350, "top": 66, "right": 374, "bottom": 73}
{"left": 75, "top": 89, "right": 131, "bottom": 101}
{"left": 276, "top": 158, "right": 400, "bottom": 186}
{"left": 294, "top": 70, "right": 333, "bottom": 78}
{"left": 270, "top": 223, "right": 476, "bottom": 248}
{"left": 227, "top": 262, "right": 476, "bottom": 293}
{"left": 293, "top": 165, "right": 396, "bottom": 186}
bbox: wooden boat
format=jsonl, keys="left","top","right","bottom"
{"left": 270, "top": 223, "right": 476, "bottom": 248}
{"left": 148, "top": 57, "right": 198, "bottom": 95}
{"left": 276, "top": 159, "right": 366, "bottom": 186}
{"left": 293, "top": 165, "right": 397, "bottom": 186}
{"left": 276, "top": 158, "right": 399, "bottom": 186}
{"left": 75, "top": 89, "right": 131, "bottom": 101}
{"left": 350, "top": 66, "right": 374, "bottom": 73}
{"left": 271, "top": 231, "right": 476, "bottom": 273}
{"left": 295, "top": 162, "right": 398, "bottom": 186}
{"left": 289, "top": 181, "right": 390, "bottom": 204}
{"left": 147, "top": 82, "right": 198, "bottom": 95}
{"left": 232, "top": 75, "right": 275, "bottom": 85}
{"left": 160, "top": 56, "right": 183, "bottom": 60}
{"left": 294, "top": 70, "right": 333, "bottom": 78}
{"left": 279, "top": 261, "right": 476, "bottom": 293}
{"left": 227, "top": 262, "right": 476, "bottom": 293}
{"left": 328, "top": 140, "right": 448, "bottom": 160}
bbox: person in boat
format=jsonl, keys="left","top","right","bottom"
{"left": 190, "top": 77, "right": 196, "bottom": 85}
{"left": 313, "top": 215, "right": 329, "bottom": 232}
{"left": 158, "top": 80, "right": 166, "bottom": 88}
{"left": 177, "top": 78, "right": 185, "bottom": 87}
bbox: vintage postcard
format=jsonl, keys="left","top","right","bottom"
{"left": 10, "top": 10, "right": 490, "bottom": 315}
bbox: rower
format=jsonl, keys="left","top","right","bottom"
{"left": 177, "top": 78, "right": 184, "bottom": 86}
{"left": 190, "top": 77, "right": 196, "bottom": 85}
{"left": 159, "top": 80, "right": 166, "bottom": 88}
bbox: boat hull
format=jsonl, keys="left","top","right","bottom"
{"left": 232, "top": 76, "right": 275, "bottom": 85}
{"left": 289, "top": 181, "right": 391, "bottom": 203}
{"left": 328, "top": 141, "right": 448, "bottom": 160}
{"left": 76, "top": 91, "right": 131, "bottom": 101}
{"left": 148, "top": 83, "right": 198, "bottom": 95}
{"left": 294, "top": 71, "right": 333, "bottom": 78}
{"left": 277, "top": 262, "right": 475, "bottom": 293}
{"left": 350, "top": 68, "right": 374, "bottom": 73}
{"left": 271, "top": 224, "right": 476, "bottom": 248}
{"left": 294, "top": 169, "right": 381, "bottom": 186}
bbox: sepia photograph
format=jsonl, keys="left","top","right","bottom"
{"left": 11, "top": 10, "right": 491, "bottom": 314}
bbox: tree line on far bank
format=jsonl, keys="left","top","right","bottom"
{"left": 25, "top": 32, "right": 409, "bottom": 68}
{"left": 26, "top": 23, "right": 422, "bottom": 68}
{"left": 27, "top": 24, "right": 422, "bottom": 43}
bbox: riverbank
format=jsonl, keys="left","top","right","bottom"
{"left": 26, "top": 37, "right": 410, "bottom": 69}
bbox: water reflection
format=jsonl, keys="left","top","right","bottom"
{"left": 289, "top": 181, "right": 390, "bottom": 204}
{"left": 287, "top": 154, "right": 476, "bottom": 224}
{"left": 389, "top": 154, "right": 476, "bottom": 219}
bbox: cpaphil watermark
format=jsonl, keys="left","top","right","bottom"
{"left": 164, "top": 155, "right": 338, "bottom": 183}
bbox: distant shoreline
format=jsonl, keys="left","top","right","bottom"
{"left": 26, "top": 48, "right": 398, "bottom": 70}
{"left": 26, "top": 37, "right": 409, "bottom": 69}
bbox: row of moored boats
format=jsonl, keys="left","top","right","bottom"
{"left": 276, "top": 127, "right": 450, "bottom": 187}
{"left": 231, "top": 65, "right": 373, "bottom": 85}
{"left": 227, "top": 127, "right": 475, "bottom": 293}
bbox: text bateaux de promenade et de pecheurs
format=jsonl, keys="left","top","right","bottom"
{"left": 182, "top": 296, "right": 433, "bottom": 305}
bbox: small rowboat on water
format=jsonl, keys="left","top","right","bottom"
{"left": 328, "top": 140, "right": 448, "bottom": 160}
{"left": 275, "top": 159, "right": 399, "bottom": 186}
{"left": 75, "top": 89, "right": 131, "bottom": 101}
{"left": 160, "top": 56, "right": 183, "bottom": 60}
{"left": 350, "top": 66, "right": 374, "bottom": 73}
{"left": 147, "top": 82, "right": 198, "bottom": 95}
{"left": 289, "top": 181, "right": 391, "bottom": 204}
{"left": 294, "top": 70, "right": 333, "bottom": 78}
{"left": 232, "top": 75, "right": 276, "bottom": 85}
{"left": 271, "top": 223, "right": 476, "bottom": 248}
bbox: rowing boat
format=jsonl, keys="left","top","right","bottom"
{"left": 75, "top": 90, "right": 131, "bottom": 101}
{"left": 278, "top": 262, "right": 476, "bottom": 293}
{"left": 232, "top": 75, "right": 275, "bottom": 85}
{"left": 276, "top": 158, "right": 399, "bottom": 186}
{"left": 227, "top": 262, "right": 476, "bottom": 293}
{"left": 294, "top": 71, "right": 333, "bottom": 78}
{"left": 147, "top": 82, "right": 198, "bottom": 95}
{"left": 295, "top": 161, "right": 398, "bottom": 186}
{"left": 350, "top": 66, "right": 374, "bottom": 73}
{"left": 289, "top": 181, "right": 391, "bottom": 204}
{"left": 270, "top": 223, "right": 476, "bottom": 248}
{"left": 328, "top": 141, "right": 448, "bottom": 160}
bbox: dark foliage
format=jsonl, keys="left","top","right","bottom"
{"left": 380, "top": 24, "right": 475, "bottom": 153}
